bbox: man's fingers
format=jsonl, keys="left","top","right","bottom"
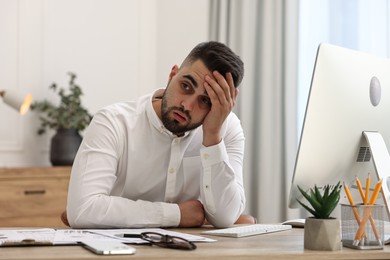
{"left": 205, "top": 72, "right": 231, "bottom": 105}
{"left": 226, "top": 72, "right": 236, "bottom": 101}
{"left": 213, "top": 71, "right": 231, "bottom": 103}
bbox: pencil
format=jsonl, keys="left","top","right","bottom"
{"left": 345, "top": 179, "right": 383, "bottom": 244}
{"left": 354, "top": 206, "right": 372, "bottom": 243}
{"left": 354, "top": 179, "right": 382, "bottom": 244}
{"left": 369, "top": 179, "right": 383, "bottom": 205}
{"left": 368, "top": 179, "right": 383, "bottom": 243}
{"left": 343, "top": 183, "right": 361, "bottom": 224}
{"left": 364, "top": 174, "right": 370, "bottom": 205}
{"left": 356, "top": 177, "right": 365, "bottom": 203}
{"left": 368, "top": 211, "right": 381, "bottom": 243}
{"left": 344, "top": 183, "right": 368, "bottom": 241}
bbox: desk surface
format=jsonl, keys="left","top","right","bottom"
{"left": 1, "top": 227, "right": 389, "bottom": 260}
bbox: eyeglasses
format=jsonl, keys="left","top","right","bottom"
{"left": 140, "top": 232, "right": 197, "bottom": 250}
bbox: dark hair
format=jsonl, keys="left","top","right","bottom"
{"left": 181, "top": 41, "right": 244, "bottom": 87}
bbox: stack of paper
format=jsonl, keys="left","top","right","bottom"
{"left": 0, "top": 228, "right": 215, "bottom": 246}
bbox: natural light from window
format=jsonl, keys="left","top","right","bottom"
{"left": 297, "top": 0, "right": 390, "bottom": 137}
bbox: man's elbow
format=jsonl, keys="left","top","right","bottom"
{"left": 66, "top": 205, "right": 92, "bottom": 228}
{"left": 206, "top": 213, "right": 238, "bottom": 228}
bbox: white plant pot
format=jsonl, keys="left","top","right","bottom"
{"left": 304, "top": 217, "right": 341, "bottom": 251}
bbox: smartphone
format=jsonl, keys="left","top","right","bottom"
{"left": 82, "top": 240, "right": 136, "bottom": 255}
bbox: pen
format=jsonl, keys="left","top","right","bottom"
{"left": 114, "top": 233, "right": 142, "bottom": 238}
{"left": 123, "top": 234, "right": 142, "bottom": 238}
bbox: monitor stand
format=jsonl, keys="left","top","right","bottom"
{"left": 363, "top": 131, "right": 390, "bottom": 220}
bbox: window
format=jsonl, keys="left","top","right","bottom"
{"left": 297, "top": 0, "right": 390, "bottom": 135}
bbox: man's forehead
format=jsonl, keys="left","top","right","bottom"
{"left": 181, "top": 60, "right": 212, "bottom": 78}
{"left": 180, "top": 60, "right": 213, "bottom": 83}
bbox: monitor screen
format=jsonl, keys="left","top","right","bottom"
{"left": 288, "top": 43, "right": 390, "bottom": 218}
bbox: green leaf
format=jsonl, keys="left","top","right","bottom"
{"left": 297, "top": 200, "right": 320, "bottom": 218}
{"left": 31, "top": 72, "right": 92, "bottom": 134}
{"left": 297, "top": 182, "right": 341, "bottom": 219}
{"left": 314, "top": 185, "right": 324, "bottom": 204}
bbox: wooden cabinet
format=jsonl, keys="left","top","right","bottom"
{"left": 0, "top": 167, "right": 71, "bottom": 227}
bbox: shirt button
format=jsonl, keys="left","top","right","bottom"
{"left": 203, "top": 153, "right": 210, "bottom": 160}
{"left": 169, "top": 168, "right": 175, "bottom": 174}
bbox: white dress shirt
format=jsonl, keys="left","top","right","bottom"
{"left": 67, "top": 89, "right": 245, "bottom": 228}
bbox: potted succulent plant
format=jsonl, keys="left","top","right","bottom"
{"left": 31, "top": 72, "right": 92, "bottom": 166}
{"left": 297, "top": 182, "right": 342, "bottom": 251}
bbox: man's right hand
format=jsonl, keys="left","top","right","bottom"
{"left": 178, "top": 200, "right": 205, "bottom": 227}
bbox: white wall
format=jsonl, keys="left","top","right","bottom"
{"left": 0, "top": 0, "right": 209, "bottom": 166}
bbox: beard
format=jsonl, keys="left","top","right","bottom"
{"left": 161, "top": 93, "right": 202, "bottom": 135}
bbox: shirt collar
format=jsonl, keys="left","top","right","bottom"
{"left": 146, "top": 89, "right": 193, "bottom": 139}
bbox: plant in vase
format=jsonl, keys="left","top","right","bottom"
{"left": 31, "top": 72, "right": 92, "bottom": 166}
{"left": 297, "top": 182, "right": 342, "bottom": 251}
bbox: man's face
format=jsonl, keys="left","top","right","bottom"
{"left": 161, "top": 60, "right": 213, "bottom": 136}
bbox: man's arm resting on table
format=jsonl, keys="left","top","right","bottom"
{"left": 178, "top": 200, "right": 205, "bottom": 227}
{"left": 61, "top": 206, "right": 255, "bottom": 228}
{"left": 64, "top": 200, "right": 205, "bottom": 228}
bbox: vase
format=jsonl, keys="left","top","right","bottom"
{"left": 304, "top": 217, "right": 341, "bottom": 251}
{"left": 50, "top": 128, "right": 82, "bottom": 166}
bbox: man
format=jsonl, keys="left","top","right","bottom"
{"left": 66, "top": 41, "right": 248, "bottom": 228}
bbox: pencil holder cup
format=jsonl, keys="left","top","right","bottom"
{"left": 341, "top": 204, "right": 384, "bottom": 250}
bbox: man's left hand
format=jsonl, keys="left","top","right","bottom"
{"left": 202, "top": 71, "right": 238, "bottom": 146}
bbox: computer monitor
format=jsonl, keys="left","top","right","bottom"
{"left": 288, "top": 43, "right": 390, "bottom": 219}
